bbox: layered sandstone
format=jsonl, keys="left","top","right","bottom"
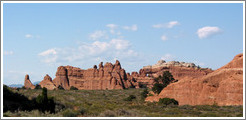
{"left": 39, "top": 74, "right": 56, "bottom": 90}
{"left": 24, "top": 74, "right": 35, "bottom": 89}
{"left": 138, "top": 60, "right": 213, "bottom": 86}
{"left": 53, "top": 60, "right": 138, "bottom": 90}
{"left": 146, "top": 53, "right": 243, "bottom": 106}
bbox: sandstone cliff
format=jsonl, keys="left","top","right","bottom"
{"left": 146, "top": 53, "right": 243, "bottom": 106}
{"left": 136, "top": 60, "right": 213, "bottom": 87}
{"left": 53, "top": 60, "right": 138, "bottom": 90}
{"left": 24, "top": 74, "right": 35, "bottom": 89}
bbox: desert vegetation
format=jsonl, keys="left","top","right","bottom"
{"left": 152, "top": 71, "right": 175, "bottom": 94}
{"left": 3, "top": 86, "right": 243, "bottom": 117}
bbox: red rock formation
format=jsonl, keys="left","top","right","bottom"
{"left": 53, "top": 60, "right": 137, "bottom": 90}
{"left": 146, "top": 53, "right": 243, "bottom": 106}
{"left": 24, "top": 74, "right": 35, "bottom": 89}
{"left": 39, "top": 74, "right": 56, "bottom": 90}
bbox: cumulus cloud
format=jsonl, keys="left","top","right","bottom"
{"left": 89, "top": 30, "right": 107, "bottom": 40}
{"left": 161, "top": 54, "right": 176, "bottom": 61}
{"left": 197, "top": 26, "right": 222, "bottom": 39}
{"left": 161, "top": 35, "right": 168, "bottom": 41}
{"left": 38, "top": 39, "right": 135, "bottom": 64}
{"left": 122, "top": 25, "right": 138, "bottom": 31}
{"left": 4, "top": 51, "right": 14, "bottom": 55}
{"left": 153, "top": 21, "right": 180, "bottom": 28}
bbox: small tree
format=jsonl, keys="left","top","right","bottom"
{"left": 36, "top": 87, "right": 55, "bottom": 113}
{"left": 158, "top": 98, "right": 179, "bottom": 106}
{"left": 152, "top": 83, "right": 164, "bottom": 94}
{"left": 152, "top": 71, "right": 175, "bottom": 94}
{"left": 70, "top": 86, "right": 78, "bottom": 90}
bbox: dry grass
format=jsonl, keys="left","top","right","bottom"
{"left": 4, "top": 88, "right": 243, "bottom": 117}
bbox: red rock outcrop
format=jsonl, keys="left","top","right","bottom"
{"left": 39, "top": 74, "right": 57, "bottom": 90}
{"left": 24, "top": 74, "right": 35, "bottom": 89}
{"left": 53, "top": 60, "right": 138, "bottom": 90}
{"left": 140, "top": 60, "right": 213, "bottom": 81}
{"left": 146, "top": 53, "right": 243, "bottom": 106}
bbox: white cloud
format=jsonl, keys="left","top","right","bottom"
{"left": 89, "top": 30, "right": 107, "bottom": 40}
{"left": 122, "top": 25, "right": 138, "bottom": 31}
{"left": 161, "top": 35, "right": 168, "bottom": 41}
{"left": 110, "top": 39, "right": 130, "bottom": 50}
{"left": 38, "top": 39, "right": 134, "bottom": 64}
{"left": 153, "top": 21, "right": 180, "bottom": 28}
{"left": 106, "top": 24, "right": 118, "bottom": 29}
{"left": 161, "top": 54, "right": 176, "bottom": 61}
{"left": 4, "top": 51, "right": 14, "bottom": 55}
{"left": 38, "top": 49, "right": 57, "bottom": 56}
{"left": 25, "top": 34, "right": 33, "bottom": 38}
{"left": 197, "top": 26, "right": 222, "bottom": 39}
{"left": 106, "top": 24, "right": 118, "bottom": 34}
{"left": 166, "top": 21, "right": 179, "bottom": 28}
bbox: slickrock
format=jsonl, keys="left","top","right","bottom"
{"left": 39, "top": 74, "right": 56, "bottom": 90}
{"left": 24, "top": 74, "right": 35, "bottom": 89}
{"left": 146, "top": 53, "right": 243, "bottom": 106}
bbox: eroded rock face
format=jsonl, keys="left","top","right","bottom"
{"left": 146, "top": 53, "right": 243, "bottom": 106}
{"left": 140, "top": 60, "right": 213, "bottom": 81}
{"left": 39, "top": 74, "right": 56, "bottom": 90}
{"left": 24, "top": 74, "right": 35, "bottom": 89}
{"left": 53, "top": 60, "right": 137, "bottom": 90}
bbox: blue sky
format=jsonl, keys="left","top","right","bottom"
{"left": 3, "top": 3, "right": 243, "bottom": 85}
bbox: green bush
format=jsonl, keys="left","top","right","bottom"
{"left": 152, "top": 71, "right": 175, "bottom": 94}
{"left": 58, "top": 85, "right": 65, "bottom": 90}
{"left": 152, "top": 83, "right": 164, "bottom": 94}
{"left": 3, "top": 85, "right": 36, "bottom": 112}
{"left": 138, "top": 82, "right": 147, "bottom": 88}
{"left": 35, "top": 85, "right": 42, "bottom": 89}
{"left": 70, "top": 86, "right": 78, "bottom": 90}
{"left": 158, "top": 98, "right": 179, "bottom": 106}
{"left": 100, "top": 110, "right": 116, "bottom": 117}
{"left": 124, "top": 95, "right": 136, "bottom": 101}
{"left": 140, "top": 88, "right": 148, "bottom": 99}
{"left": 35, "top": 87, "right": 55, "bottom": 113}
{"left": 62, "top": 109, "right": 79, "bottom": 117}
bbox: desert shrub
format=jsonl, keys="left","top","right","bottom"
{"left": 99, "top": 110, "right": 116, "bottom": 117}
{"left": 140, "top": 88, "right": 148, "bottom": 99}
{"left": 138, "top": 82, "right": 147, "bottom": 88}
{"left": 58, "top": 85, "right": 65, "bottom": 90}
{"left": 152, "top": 83, "right": 164, "bottom": 94}
{"left": 70, "top": 86, "right": 78, "bottom": 90}
{"left": 3, "top": 85, "right": 36, "bottom": 112}
{"left": 124, "top": 95, "right": 136, "bottom": 101}
{"left": 35, "top": 85, "right": 42, "bottom": 89}
{"left": 152, "top": 71, "right": 175, "bottom": 94}
{"left": 62, "top": 109, "right": 79, "bottom": 117}
{"left": 21, "top": 86, "right": 26, "bottom": 89}
{"left": 115, "top": 108, "right": 138, "bottom": 117}
{"left": 158, "top": 98, "right": 179, "bottom": 106}
{"left": 35, "top": 87, "right": 55, "bottom": 113}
